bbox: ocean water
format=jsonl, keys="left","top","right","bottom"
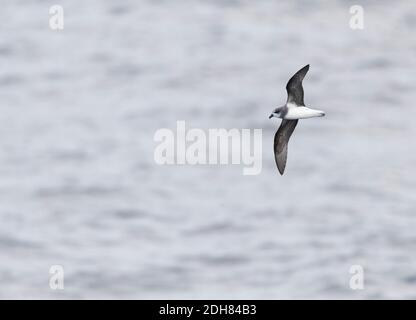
{"left": 0, "top": 0, "right": 415, "bottom": 299}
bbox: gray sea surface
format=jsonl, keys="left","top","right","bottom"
{"left": 0, "top": 0, "right": 415, "bottom": 299}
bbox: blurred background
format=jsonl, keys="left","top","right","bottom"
{"left": 0, "top": 0, "right": 415, "bottom": 299}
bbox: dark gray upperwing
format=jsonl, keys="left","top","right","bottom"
{"left": 274, "top": 120, "right": 298, "bottom": 175}
{"left": 286, "top": 64, "right": 309, "bottom": 106}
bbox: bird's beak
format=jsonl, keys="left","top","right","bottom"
{"left": 268, "top": 113, "right": 274, "bottom": 119}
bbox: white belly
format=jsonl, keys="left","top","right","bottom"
{"left": 284, "top": 107, "right": 325, "bottom": 120}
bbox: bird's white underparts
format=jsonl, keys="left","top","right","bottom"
{"left": 269, "top": 103, "right": 325, "bottom": 120}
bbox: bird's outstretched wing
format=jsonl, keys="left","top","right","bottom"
{"left": 274, "top": 120, "right": 298, "bottom": 175}
{"left": 286, "top": 64, "right": 309, "bottom": 106}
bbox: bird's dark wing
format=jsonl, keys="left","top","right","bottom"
{"left": 286, "top": 64, "right": 309, "bottom": 106}
{"left": 274, "top": 120, "right": 298, "bottom": 175}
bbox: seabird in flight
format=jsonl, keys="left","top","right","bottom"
{"left": 269, "top": 65, "right": 325, "bottom": 175}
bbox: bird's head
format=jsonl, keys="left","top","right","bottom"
{"left": 269, "top": 107, "right": 283, "bottom": 119}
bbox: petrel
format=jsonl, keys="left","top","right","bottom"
{"left": 269, "top": 65, "right": 325, "bottom": 175}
